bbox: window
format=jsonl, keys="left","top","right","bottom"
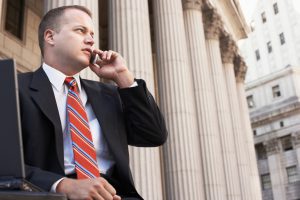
{"left": 272, "top": 85, "right": 281, "bottom": 98}
{"left": 287, "top": 166, "right": 299, "bottom": 183}
{"left": 253, "top": 129, "right": 257, "bottom": 136}
{"left": 255, "top": 49, "right": 260, "bottom": 60}
{"left": 261, "top": 174, "right": 271, "bottom": 190}
{"left": 250, "top": 21, "right": 255, "bottom": 32}
{"left": 273, "top": 3, "right": 279, "bottom": 14}
{"left": 281, "top": 135, "right": 293, "bottom": 151}
{"left": 279, "top": 33, "right": 285, "bottom": 45}
{"left": 267, "top": 41, "right": 272, "bottom": 53}
{"left": 261, "top": 12, "right": 267, "bottom": 23}
{"left": 247, "top": 95, "right": 255, "bottom": 108}
{"left": 4, "top": 0, "right": 25, "bottom": 39}
{"left": 280, "top": 121, "right": 284, "bottom": 127}
{"left": 256, "top": 143, "right": 267, "bottom": 160}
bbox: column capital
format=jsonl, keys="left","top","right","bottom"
{"left": 264, "top": 139, "right": 281, "bottom": 156}
{"left": 202, "top": 4, "right": 222, "bottom": 40}
{"left": 220, "top": 33, "right": 237, "bottom": 64}
{"left": 182, "top": 0, "right": 203, "bottom": 11}
{"left": 234, "top": 56, "right": 247, "bottom": 82}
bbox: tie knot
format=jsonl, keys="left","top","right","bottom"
{"left": 65, "top": 77, "right": 78, "bottom": 91}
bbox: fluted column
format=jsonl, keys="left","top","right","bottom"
{"left": 221, "top": 34, "right": 252, "bottom": 200}
{"left": 292, "top": 132, "right": 300, "bottom": 173}
{"left": 152, "top": 0, "right": 204, "bottom": 199}
{"left": 108, "top": 1, "right": 163, "bottom": 199}
{"left": 44, "top": 0, "right": 99, "bottom": 81}
{"left": 235, "top": 57, "right": 262, "bottom": 200}
{"left": 202, "top": 5, "right": 241, "bottom": 200}
{"left": 183, "top": 1, "right": 227, "bottom": 200}
{"left": 0, "top": 0, "right": 2, "bottom": 21}
{"left": 265, "top": 139, "right": 286, "bottom": 200}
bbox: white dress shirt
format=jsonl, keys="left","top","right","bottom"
{"left": 42, "top": 63, "right": 115, "bottom": 191}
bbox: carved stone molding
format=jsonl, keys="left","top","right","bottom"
{"left": 202, "top": 3, "right": 222, "bottom": 40}
{"left": 234, "top": 56, "right": 247, "bottom": 82}
{"left": 220, "top": 33, "right": 237, "bottom": 64}
{"left": 265, "top": 139, "right": 281, "bottom": 156}
{"left": 292, "top": 131, "right": 300, "bottom": 147}
{"left": 182, "top": 0, "right": 202, "bottom": 10}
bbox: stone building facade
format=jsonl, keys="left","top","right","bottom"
{"left": 240, "top": 0, "right": 300, "bottom": 200}
{"left": 0, "top": 0, "right": 262, "bottom": 199}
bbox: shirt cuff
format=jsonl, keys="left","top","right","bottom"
{"left": 50, "top": 178, "right": 65, "bottom": 192}
{"left": 129, "top": 81, "right": 138, "bottom": 88}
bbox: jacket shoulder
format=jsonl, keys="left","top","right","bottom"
{"left": 18, "top": 72, "right": 34, "bottom": 88}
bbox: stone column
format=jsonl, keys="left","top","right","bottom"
{"left": 265, "top": 139, "right": 286, "bottom": 200}
{"left": 220, "top": 34, "right": 252, "bottom": 200}
{"left": 292, "top": 132, "right": 300, "bottom": 172}
{"left": 44, "top": 0, "right": 99, "bottom": 81}
{"left": 202, "top": 5, "right": 243, "bottom": 199}
{"left": 152, "top": 0, "right": 205, "bottom": 199}
{"left": 0, "top": 0, "right": 2, "bottom": 21}
{"left": 108, "top": 1, "right": 163, "bottom": 199}
{"left": 183, "top": 1, "right": 228, "bottom": 200}
{"left": 235, "top": 57, "right": 263, "bottom": 200}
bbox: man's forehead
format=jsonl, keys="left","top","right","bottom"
{"left": 60, "top": 9, "right": 94, "bottom": 27}
{"left": 61, "top": 8, "right": 92, "bottom": 21}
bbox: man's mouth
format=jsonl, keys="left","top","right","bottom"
{"left": 82, "top": 48, "right": 92, "bottom": 56}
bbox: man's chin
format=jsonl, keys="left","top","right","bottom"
{"left": 79, "top": 58, "right": 90, "bottom": 68}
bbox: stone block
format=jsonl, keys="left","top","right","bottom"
{"left": 33, "top": 43, "right": 41, "bottom": 55}
{"left": 26, "top": 26, "right": 38, "bottom": 41}
{"left": 0, "top": 32, "right": 4, "bottom": 47}
{"left": 21, "top": 48, "right": 34, "bottom": 63}
{"left": 4, "top": 36, "right": 22, "bottom": 56}
{"left": 25, "top": 38, "right": 34, "bottom": 50}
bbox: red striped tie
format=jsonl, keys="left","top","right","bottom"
{"left": 65, "top": 77, "right": 100, "bottom": 179}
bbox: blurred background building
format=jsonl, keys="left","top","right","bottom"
{"left": 0, "top": 0, "right": 263, "bottom": 199}
{"left": 240, "top": 0, "right": 300, "bottom": 200}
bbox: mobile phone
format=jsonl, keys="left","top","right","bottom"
{"left": 90, "top": 53, "right": 99, "bottom": 64}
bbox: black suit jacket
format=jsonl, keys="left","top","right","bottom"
{"left": 18, "top": 67, "right": 167, "bottom": 199}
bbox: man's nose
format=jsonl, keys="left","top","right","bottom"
{"left": 85, "top": 34, "right": 94, "bottom": 46}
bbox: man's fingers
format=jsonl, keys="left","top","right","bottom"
{"left": 97, "top": 177, "right": 117, "bottom": 196}
{"left": 106, "top": 50, "right": 113, "bottom": 60}
{"left": 87, "top": 178, "right": 118, "bottom": 200}
{"left": 103, "top": 180, "right": 117, "bottom": 196}
{"left": 91, "top": 191, "right": 105, "bottom": 200}
{"left": 100, "top": 51, "right": 108, "bottom": 60}
{"left": 113, "top": 195, "right": 122, "bottom": 200}
{"left": 97, "top": 189, "right": 114, "bottom": 200}
{"left": 93, "top": 49, "right": 103, "bottom": 55}
{"left": 89, "top": 64, "right": 100, "bottom": 74}
{"left": 92, "top": 49, "right": 118, "bottom": 61}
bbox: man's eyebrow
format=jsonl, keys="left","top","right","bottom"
{"left": 73, "top": 25, "right": 87, "bottom": 29}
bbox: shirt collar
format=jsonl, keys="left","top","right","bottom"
{"left": 42, "top": 63, "right": 82, "bottom": 93}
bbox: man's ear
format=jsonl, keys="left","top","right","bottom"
{"left": 44, "top": 29, "right": 55, "bottom": 45}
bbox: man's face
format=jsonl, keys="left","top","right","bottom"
{"left": 51, "top": 9, "right": 95, "bottom": 73}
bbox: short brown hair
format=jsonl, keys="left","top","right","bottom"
{"left": 38, "top": 5, "right": 92, "bottom": 56}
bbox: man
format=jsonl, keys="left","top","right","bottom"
{"left": 18, "top": 5, "right": 167, "bottom": 200}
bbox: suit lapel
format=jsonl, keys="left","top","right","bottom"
{"left": 29, "top": 67, "right": 64, "bottom": 170}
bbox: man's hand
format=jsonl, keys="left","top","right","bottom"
{"left": 56, "top": 177, "right": 122, "bottom": 200}
{"left": 89, "top": 49, "right": 134, "bottom": 88}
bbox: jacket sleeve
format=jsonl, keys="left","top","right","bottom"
{"left": 118, "top": 79, "right": 168, "bottom": 147}
{"left": 25, "top": 164, "right": 64, "bottom": 191}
